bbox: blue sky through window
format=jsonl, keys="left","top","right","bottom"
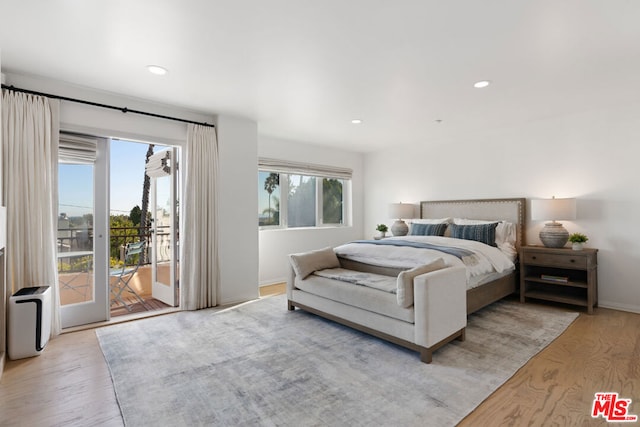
{"left": 109, "top": 139, "right": 151, "bottom": 216}
{"left": 58, "top": 139, "right": 153, "bottom": 218}
{"left": 58, "top": 164, "right": 93, "bottom": 218}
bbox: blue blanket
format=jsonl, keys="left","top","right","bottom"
{"left": 351, "top": 239, "right": 476, "bottom": 263}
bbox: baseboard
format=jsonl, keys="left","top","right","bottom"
{"left": 218, "top": 293, "right": 260, "bottom": 307}
{"left": 598, "top": 301, "right": 640, "bottom": 314}
{"left": 259, "top": 278, "right": 286, "bottom": 287}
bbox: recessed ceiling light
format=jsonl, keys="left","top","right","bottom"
{"left": 351, "top": 119, "right": 362, "bottom": 124}
{"left": 147, "top": 65, "right": 168, "bottom": 76}
{"left": 474, "top": 80, "right": 491, "bottom": 88}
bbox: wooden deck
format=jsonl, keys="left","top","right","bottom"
{"left": 59, "top": 264, "right": 173, "bottom": 318}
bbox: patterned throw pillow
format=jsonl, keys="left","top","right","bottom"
{"left": 409, "top": 223, "right": 448, "bottom": 236}
{"left": 449, "top": 223, "right": 499, "bottom": 246}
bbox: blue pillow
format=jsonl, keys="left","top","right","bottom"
{"left": 409, "top": 223, "right": 448, "bottom": 236}
{"left": 450, "top": 223, "right": 499, "bottom": 246}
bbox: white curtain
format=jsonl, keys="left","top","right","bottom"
{"left": 180, "top": 124, "right": 219, "bottom": 310}
{"left": 2, "top": 90, "right": 61, "bottom": 336}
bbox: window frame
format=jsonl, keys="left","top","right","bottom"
{"left": 258, "top": 170, "right": 351, "bottom": 230}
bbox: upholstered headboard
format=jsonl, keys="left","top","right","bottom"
{"left": 420, "top": 198, "right": 526, "bottom": 250}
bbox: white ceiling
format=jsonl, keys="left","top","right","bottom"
{"left": 1, "top": 1, "right": 639, "bottom": 152}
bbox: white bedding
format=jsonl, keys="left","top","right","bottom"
{"left": 334, "top": 236, "right": 515, "bottom": 282}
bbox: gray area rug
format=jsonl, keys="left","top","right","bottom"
{"left": 96, "top": 294, "right": 578, "bottom": 426}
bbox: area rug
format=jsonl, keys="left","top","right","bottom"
{"left": 96, "top": 294, "right": 578, "bottom": 426}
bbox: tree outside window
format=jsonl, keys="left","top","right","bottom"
{"left": 259, "top": 171, "right": 280, "bottom": 226}
{"left": 322, "top": 178, "right": 343, "bottom": 224}
{"left": 258, "top": 171, "right": 347, "bottom": 228}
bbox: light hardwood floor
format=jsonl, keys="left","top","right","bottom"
{"left": 1, "top": 287, "right": 638, "bottom": 427}
{"left": 460, "top": 303, "right": 640, "bottom": 426}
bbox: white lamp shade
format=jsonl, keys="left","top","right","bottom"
{"left": 531, "top": 198, "right": 576, "bottom": 221}
{"left": 388, "top": 203, "right": 414, "bottom": 220}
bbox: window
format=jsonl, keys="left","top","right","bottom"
{"left": 258, "top": 158, "right": 351, "bottom": 229}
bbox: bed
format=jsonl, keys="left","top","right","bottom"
{"left": 336, "top": 198, "right": 526, "bottom": 314}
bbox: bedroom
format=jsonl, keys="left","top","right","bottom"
{"left": 1, "top": 1, "right": 640, "bottom": 425}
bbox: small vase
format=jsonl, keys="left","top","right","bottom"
{"left": 572, "top": 242, "right": 584, "bottom": 251}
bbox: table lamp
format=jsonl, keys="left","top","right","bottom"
{"left": 531, "top": 197, "right": 576, "bottom": 248}
{"left": 388, "top": 203, "right": 414, "bottom": 236}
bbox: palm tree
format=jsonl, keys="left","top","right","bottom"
{"left": 261, "top": 196, "right": 280, "bottom": 226}
{"left": 140, "top": 144, "right": 154, "bottom": 263}
{"left": 264, "top": 172, "right": 279, "bottom": 224}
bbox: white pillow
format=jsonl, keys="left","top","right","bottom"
{"left": 289, "top": 247, "right": 341, "bottom": 279}
{"left": 410, "top": 217, "right": 451, "bottom": 224}
{"left": 497, "top": 221, "right": 516, "bottom": 246}
{"left": 452, "top": 218, "right": 493, "bottom": 225}
{"left": 396, "top": 258, "right": 446, "bottom": 308}
{"left": 496, "top": 222, "right": 517, "bottom": 260}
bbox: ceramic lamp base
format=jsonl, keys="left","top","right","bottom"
{"left": 391, "top": 220, "right": 409, "bottom": 236}
{"left": 539, "top": 221, "right": 569, "bottom": 248}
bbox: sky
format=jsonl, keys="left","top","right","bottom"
{"left": 58, "top": 139, "right": 172, "bottom": 219}
{"left": 58, "top": 163, "right": 94, "bottom": 218}
{"left": 109, "top": 139, "right": 151, "bottom": 215}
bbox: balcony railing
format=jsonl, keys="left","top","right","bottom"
{"left": 57, "top": 225, "right": 175, "bottom": 272}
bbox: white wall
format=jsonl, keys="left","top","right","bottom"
{"left": 363, "top": 102, "right": 640, "bottom": 313}
{"left": 3, "top": 72, "right": 260, "bottom": 306}
{"left": 216, "top": 115, "right": 260, "bottom": 303}
{"left": 258, "top": 136, "right": 364, "bottom": 285}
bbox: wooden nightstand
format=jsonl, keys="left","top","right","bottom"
{"left": 520, "top": 245, "right": 598, "bottom": 314}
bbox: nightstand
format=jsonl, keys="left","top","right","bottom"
{"left": 520, "top": 245, "right": 598, "bottom": 314}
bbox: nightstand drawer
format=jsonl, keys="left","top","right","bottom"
{"left": 522, "top": 252, "right": 587, "bottom": 269}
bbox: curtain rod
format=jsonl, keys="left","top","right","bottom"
{"left": 1, "top": 84, "right": 215, "bottom": 128}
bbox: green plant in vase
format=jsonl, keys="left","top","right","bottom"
{"left": 568, "top": 232, "right": 588, "bottom": 250}
{"left": 376, "top": 224, "right": 388, "bottom": 239}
